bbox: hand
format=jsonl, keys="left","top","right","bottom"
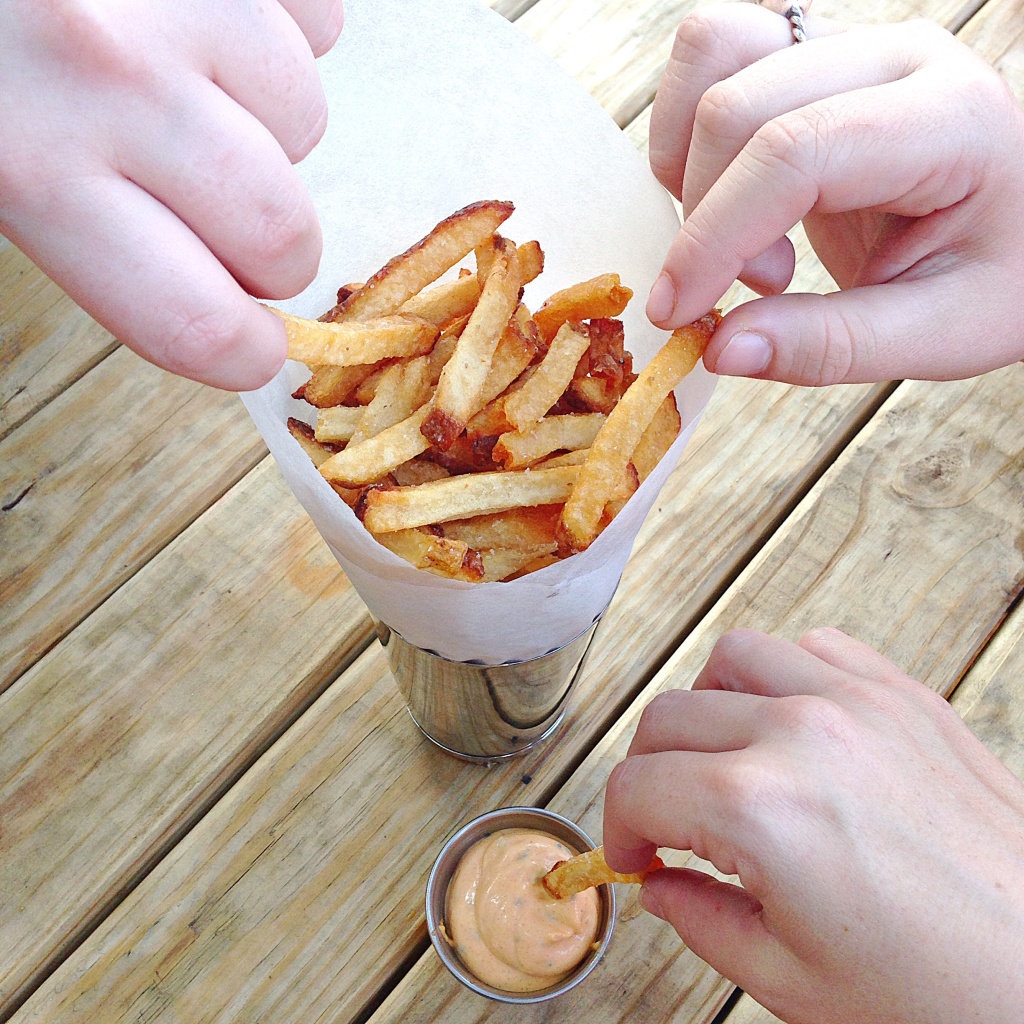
{"left": 603, "top": 628, "right": 1024, "bottom": 1024}
{"left": 645, "top": 5, "right": 1024, "bottom": 385}
{"left": 0, "top": 0, "right": 344, "bottom": 390}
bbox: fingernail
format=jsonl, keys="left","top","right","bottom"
{"left": 715, "top": 331, "right": 772, "bottom": 376}
{"left": 640, "top": 883, "right": 665, "bottom": 919}
{"left": 646, "top": 273, "right": 676, "bottom": 324}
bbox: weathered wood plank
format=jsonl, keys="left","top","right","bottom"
{"left": 12, "top": 337, "right": 1020, "bottom": 1021}
{"left": 368, "top": 362, "right": 1024, "bottom": 1024}
{"left": 0, "top": 246, "right": 118, "bottom": 443}
{"left": 0, "top": 347, "right": 267, "bottom": 693}
{"left": 0, "top": 460, "right": 373, "bottom": 1016}
{"left": 17, "top": 360, "right": 1018, "bottom": 1024}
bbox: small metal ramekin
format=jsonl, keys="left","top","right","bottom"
{"left": 425, "top": 807, "right": 616, "bottom": 1003}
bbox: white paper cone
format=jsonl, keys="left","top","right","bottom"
{"left": 241, "top": 0, "right": 717, "bottom": 664}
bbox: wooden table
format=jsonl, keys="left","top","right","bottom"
{"left": 2, "top": 2, "right": 1022, "bottom": 1022}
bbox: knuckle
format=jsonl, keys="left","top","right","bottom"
{"left": 159, "top": 301, "right": 248, "bottom": 381}
{"left": 709, "top": 628, "right": 761, "bottom": 670}
{"left": 672, "top": 9, "right": 732, "bottom": 67}
{"left": 772, "top": 694, "right": 855, "bottom": 746}
{"left": 286, "top": 94, "right": 329, "bottom": 162}
{"left": 251, "top": 190, "right": 320, "bottom": 284}
{"left": 637, "top": 689, "right": 686, "bottom": 736}
{"left": 695, "top": 79, "right": 757, "bottom": 144}
{"left": 710, "top": 754, "right": 788, "bottom": 829}
{"left": 307, "top": 1, "right": 346, "bottom": 58}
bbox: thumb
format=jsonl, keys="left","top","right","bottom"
{"left": 641, "top": 867, "right": 790, "bottom": 994}
{"left": 703, "top": 271, "right": 1021, "bottom": 385}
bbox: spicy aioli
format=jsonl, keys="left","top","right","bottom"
{"left": 446, "top": 828, "right": 600, "bottom": 992}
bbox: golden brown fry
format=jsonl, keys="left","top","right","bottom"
{"left": 391, "top": 460, "right": 451, "bottom": 486}
{"left": 500, "top": 552, "right": 561, "bottom": 580}
{"left": 504, "top": 321, "right": 593, "bottom": 431}
{"left": 442, "top": 505, "right": 561, "bottom": 552}
{"left": 541, "top": 846, "right": 665, "bottom": 899}
{"left": 517, "top": 240, "right": 544, "bottom": 285}
{"left": 632, "top": 394, "right": 682, "bottom": 483}
{"left": 400, "top": 274, "right": 481, "bottom": 327}
{"left": 422, "top": 237, "right": 522, "bottom": 449}
{"left": 373, "top": 528, "right": 483, "bottom": 581}
{"left": 557, "top": 311, "right": 721, "bottom": 554}
{"left": 493, "top": 412, "right": 605, "bottom": 470}
{"left": 314, "top": 404, "right": 365, "bottom": 444}
{"left": 349, "top": 356, "right": 432, "bottom": 446}
{"left": 319, "top": 405, "right": 432, "bottom": 487}
{"left": 286, "top": 417, "right": 342, "bottom": 468}
{"left": 302, "top": 361, "right": 386, "bottom": 408}
{"left": 329, "top": 200, "right": 514, "bottom": 322}
{"left": 360, "top": 466, "right": 579, "bottom": 534}
{"left": 536, "top": 448, "right": 590, "bottom": 469}
{"left": 477, "top": 544, "right": 558, "bottom": 583}
{"left": 533, "top": 273, "right": 633, "bottom": 344}
{"left": 274, "top": 308, "right": 438, "bottom": 366}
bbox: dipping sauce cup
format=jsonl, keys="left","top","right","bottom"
{"left": 425, "top": 807, "right": 616, "bottom": 1003}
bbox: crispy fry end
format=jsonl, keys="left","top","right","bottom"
{"left": 541, "top": 846, "right": 665, "bottom": 900}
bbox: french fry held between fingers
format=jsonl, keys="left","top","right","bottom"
{"left": 557, "top": 310, "right": 722, "bottom": 555}
{"left": 274, "top": 308, "right": 438, "bottom": 366}
{"left": 360, "top": 465, "right": 580, "bottom": 534}
{"left": 541, "top": 846, "right": 665, "bottom": 900}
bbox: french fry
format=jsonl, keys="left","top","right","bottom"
{"left": 533, "top": 274, "right": 633, "bottom": 344}
{"left": 477, "top": 544, "right": 558, "bottom": 583}
{"left": 501, "top": 552, "right": 561, "bottom": 580}
{"left": 536, "top": 448, "right": 590, "bottom": 468}
{"left": 314, "top": 404, "right": 365, "bottom": 444}
{"left": 302, "top": 361, "right": 387, "bottom": 409}
{"left": 319, "top": 405, "right": 433, "bottom": 487}
{"left": 422, "top": 237, "right": 522, "bottom": 449}
{"left": 373, "top": 528, "right": 484, "bottom": 581}
{"left": 391, "top": 460, "right": 451, "bottom": 486}
{"left": 274, "top": 309, "right": 438, "bottom": 366}
{"left": 400, "top": 274, "right": 481, "bottom": 327}
{"left": 632, "top": 394, "right": 682, "bottom": 482}
{"left": 441, "top": 505, "right": 561, "bottom": 552}
{"left": 504, "top": 321, "right": 593, "bottom": 431}
{"left": 349, "top": 356, "right": 432, "bottom": 446}
{"left": 328, "top": 200, "right": 514, "bottom": 322}
{"left": 286, "top": 417, "right": 342, "bottom": 467}
{"left": 541, "top": 846, "right": 665, "bottom": 899}
{"left": 557, "top": 311, "right": 721, "bottom": 554}
{"left": 360, "top": 466, "right": 579, "bottom": 534}
{"left": 493, "top": 412, "right": 605, "bottom": 469}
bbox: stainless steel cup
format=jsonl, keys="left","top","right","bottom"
{"left": 375, "top": 615, "right": 602, "bottom": 762}
{"left": 425, "top": 807, "right": 616, "bottom": 1003}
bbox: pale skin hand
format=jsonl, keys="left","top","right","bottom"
{"left": 0, "top": 0, "right": 344, "bottom": 390}
{"left": 604, "top": 628, "right": 1024, "bottom": 1024}
{"left": 645, "top": 5, "right": 1024, "bottom": 385}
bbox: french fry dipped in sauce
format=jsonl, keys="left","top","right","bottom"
{"left": 541, "top": 844, "right": 665, "bottom": 900}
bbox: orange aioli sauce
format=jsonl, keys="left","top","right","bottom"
{"left": 446, "top": 828, "right": 601, "bottom": 992}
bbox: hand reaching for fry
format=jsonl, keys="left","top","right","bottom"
{"left": 603, "top": 628, "right": 1024, "bottom": 1024}
{"left": 0, "top": 0, "right": 344, "bottom": 390}
{"left": 646, "top": 5, "right": 1024, "bottom": 385}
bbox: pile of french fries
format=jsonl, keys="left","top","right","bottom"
{"left": 277, "top": 200, "right": 720, "bottom": 583}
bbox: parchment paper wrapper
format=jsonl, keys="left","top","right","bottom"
{"left": 241, "top": 0, "right": 717, "bottom": 665}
